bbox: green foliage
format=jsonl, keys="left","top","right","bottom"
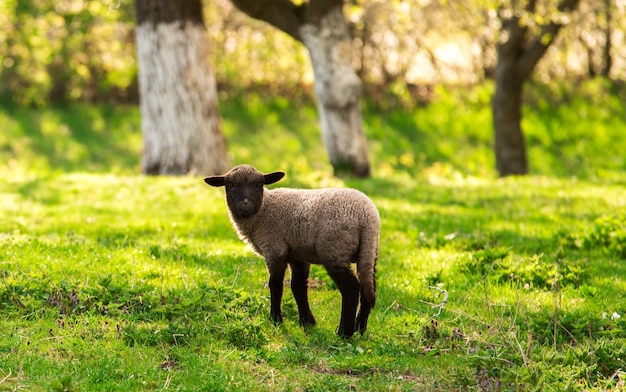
{"left": 1, "top": 93, "right": 626, "bottom": 391}
{"left": 0, "top": 0, "right": 136, "bottom": 105}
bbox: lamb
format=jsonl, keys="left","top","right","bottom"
{"left": 204, "top": 164, "right": 380, "bottom": 337}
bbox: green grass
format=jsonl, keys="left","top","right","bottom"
{"left": 1, "top": 82, "right": 626, "bottom": 391}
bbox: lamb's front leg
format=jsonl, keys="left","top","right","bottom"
{"left": 289, "top": 261, "right": 316, "bottom": 327}
{"left": 267, "top": 261, "right": 287, "bottom": 324}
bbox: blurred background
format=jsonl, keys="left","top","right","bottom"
{"left": 1, "top": 0, "right": 624, "bottom": 106}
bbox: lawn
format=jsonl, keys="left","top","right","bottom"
{"left": 1, "top": 81, "right": 625, "bottom": 391}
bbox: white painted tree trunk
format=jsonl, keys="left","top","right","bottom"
{"left": 299, "top": 7, "right": 371, "bottom": 177}
{"left": 135, "top": 4, "right": 229, "bottom": 176}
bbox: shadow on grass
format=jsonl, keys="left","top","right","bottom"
{"left": 0, "top": 103, "right": 141, "bottom": 173}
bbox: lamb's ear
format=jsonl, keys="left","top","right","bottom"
{"left": 264, "top": 171, "right": 285, "bottom": 185}
{"left": 204, "top": 176, "right": 226, "bottom": 187}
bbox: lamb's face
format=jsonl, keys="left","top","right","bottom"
{"left": 204, "top": 164, "right": 285, "bottom": 219}
{"left": 224, "top": 169, "right": 265, "bottom": 219}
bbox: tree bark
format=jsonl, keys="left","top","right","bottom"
{"left": 493, "top": 61, "right": 527, "bottom": 176}
{"left": 135, "top": 0, "right": 230, "bottom": 176}
{"left": 231, "top": 0, "right": 371, "bottom": 177}
{"left": 300, "top": 4, "right": 370, "bottom": 177}
{"left": 493, "top": 0, "right": 580, "bottom": 177}
{"left": 601, "top": 0, "right": 613, "bottom": 77}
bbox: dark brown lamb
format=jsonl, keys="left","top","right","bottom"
{"left": 204, "top": 164, "right": 380, "bottom": 337}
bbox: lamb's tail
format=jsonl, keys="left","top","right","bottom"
{"left": 357, "top": 213, "right": 380, "bottom": 309}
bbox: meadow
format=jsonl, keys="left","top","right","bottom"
{"left": 1, "top": 80, "right": 625, "bottom": 391}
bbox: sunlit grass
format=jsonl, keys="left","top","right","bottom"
{"left": 2, "top": 169, "right": 625, "bottom": 390}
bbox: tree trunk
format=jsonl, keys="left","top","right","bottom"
{"left": 493, "top": 0, "right": 579, "bottom": 177}
{"left": 601, "top": 0, "right": 613, "bottom": 77}
{"left": 493, "top": 12, "right": 530, "bottom": 177}
{"left": 299, "top": 5, "right": 370, "bottom": 177}
{"left": 492, "top": 61, "right": 527, "bottom": 176}
{"left": 231, "top": 0, "right": 371, "bottom": 177}
{"left": 135, "top": 0, "right": 230, "bottom": 176}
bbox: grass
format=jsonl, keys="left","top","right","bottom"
{"left": 1, "top": 80, "right": 626, "bottom": 391}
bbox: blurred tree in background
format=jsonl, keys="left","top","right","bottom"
{"left": 232, "top": 0, "right": 371, "bottom": 177}
{"left": 492, "top": 0, "right": 580, "bottom": 176}
{"left": 135, "top": 0, "right": 230, "bottom": 176}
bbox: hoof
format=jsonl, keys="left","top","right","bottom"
{"left": 337, "top": 327, "right": 355, "bottom": 339}
{"left": 299, "top": 313, "right": 317, "bottom": 328}
{"left": 270, "top": 313, "right": 283, "bottom": 325}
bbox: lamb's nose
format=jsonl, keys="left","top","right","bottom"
{"left": 241, "top": 198, "right": 250, "bottom": 208}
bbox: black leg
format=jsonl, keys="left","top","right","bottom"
{"left": 324, "top": 264, "right": 360, "bottom": 338}
{"left": 357, "top": 262, "right": 377, "bottom": 334}
{"left": 356, "top": 288, "right": 372, "bottom": 334}
{"left": 289, "top": 262, "right": 316, "bottom": 327}
{"left": 268, "top": 263, "right": 287, "bottom": 324}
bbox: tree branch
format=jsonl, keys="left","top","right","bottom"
{"left": 231, "top": 0, "right": 344, "bottom": 42}
{"left": 517, "top": 0, "right": 580, "bottom": 79}
{"left": 231, "top": 0, "right": 305, "bottom": 42}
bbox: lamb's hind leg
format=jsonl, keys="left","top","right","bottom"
{"left": 324, "top": 264, "right": 360, "bottom": 338}
{"left": 356, "top": 288, "right": 372, "bottom": 334}
{"left": 289, "top": 261, "right": 316, "bottom": 327}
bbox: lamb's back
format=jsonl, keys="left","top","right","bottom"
{"left": 254, "top": 187, "right": 378, "bottom": 263}
{"left": 267, "top": 187, "right": 376, "bottom": 225}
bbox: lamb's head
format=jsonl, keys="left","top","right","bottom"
{"left": 204, "top": 164, "right": 285, "bottom": 219}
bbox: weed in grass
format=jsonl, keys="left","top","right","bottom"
{"left": 221, "top": 309, "right": 268, "bottom": 349}
{"left": 463, "top": 247, "right": 510, "bottom": 277}
{"left": 585, "top": 215, "right": 626, "bottom": 259}
{"left": 500, "top": 253, "right": 587, "bottom": 291}
{"left": 49, "top": 375, "right": 76, "bottom": 392}
{"left": 121, "top": 320, "right": 191, "bottom": 347}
